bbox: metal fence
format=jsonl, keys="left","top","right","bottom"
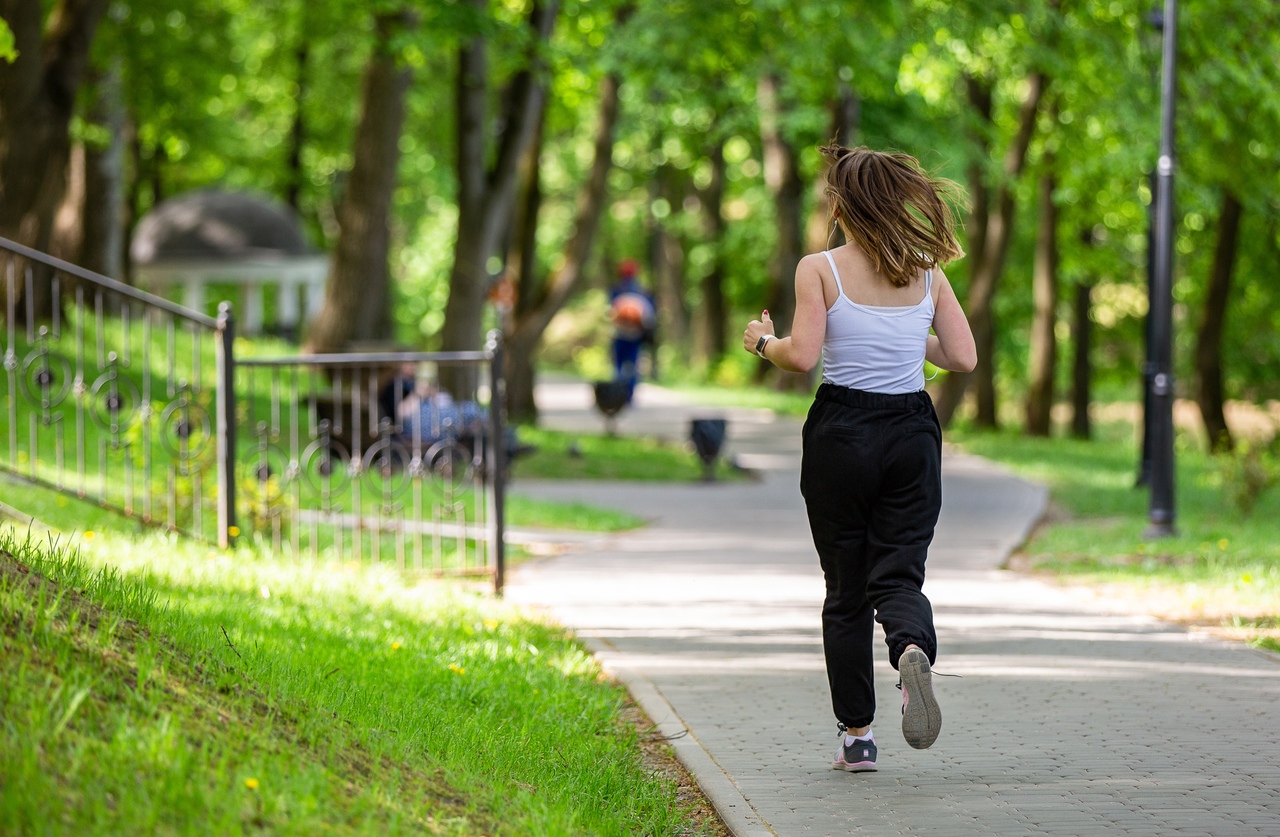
{"left": 236, "top": 348, "right": 506, "bottom": 587}
{"left": 0, "top": 236, "right": 505, "bottom": 591}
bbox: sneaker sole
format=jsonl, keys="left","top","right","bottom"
{"left": 832, "top": 761, "right": 878, "bottom": 773}
{"left": 899, "top": 648, "right": 941, "bottom": 749}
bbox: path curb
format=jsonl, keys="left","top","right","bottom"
{"left": 581, "top": 633, "right": 776, "bottom": 837}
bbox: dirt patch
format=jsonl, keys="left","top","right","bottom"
{"left": 1078, "top": 398, "right": 1280, "bottom": 444}
{"left": 620, "top": 698, "right": 732, "bottom": 837}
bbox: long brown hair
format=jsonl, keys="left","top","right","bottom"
{"left": 821, "top": 144, "right": 966, "bottom": 288}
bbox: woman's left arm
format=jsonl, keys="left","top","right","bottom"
{"left": 742, "top": 256, "right": 827, "bottom": 374}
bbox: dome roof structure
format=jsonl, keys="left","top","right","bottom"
{"left": 131, "top": 189, "right": 313, "bottom": 264}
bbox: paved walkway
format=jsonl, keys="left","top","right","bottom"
{"left": 506, "top": 381, "right": 1280, "bottom": 836}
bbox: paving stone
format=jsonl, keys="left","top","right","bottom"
{"left": 507, "top": 381, "right": 1280, "bottom": 837}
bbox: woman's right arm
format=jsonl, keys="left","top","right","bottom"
{"left": 926, "top": 269, "right": 977, "bottom": 373}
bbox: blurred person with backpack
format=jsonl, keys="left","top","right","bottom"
{"left": 609, "top": 259, "right": 656, "bottom": 403}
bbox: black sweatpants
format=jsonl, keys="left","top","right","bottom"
{"left": 800, "top": 383, "right": 942, "bottom": 729}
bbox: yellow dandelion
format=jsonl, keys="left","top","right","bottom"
{"left": 82, "top": 531, "right": 95, "bottom": 540}
{"left": 483, "top": 619, "right": 499, "bottom": 631}
{"left": 1242, "top": 573, "right": 1254, "bottom": 584}
{"left": 244, "top": 778, "right": 259, "bottom": 790}
{"left": 448, "top": 663, "right": 466, "bottom": 675}
{"left": 228, "top": 526, "right": 241, "bottom": 537}
{"left": 391, "top": 642, "right": 402, "bottom": 651}
{"left": 1218, "top": 539, "right": 1230, "bottom": 551}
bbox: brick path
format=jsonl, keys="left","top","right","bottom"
{"left": 506, "top": 382, "right": 1280, "bottom": 836}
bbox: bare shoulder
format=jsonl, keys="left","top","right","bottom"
{"left": 797, "top": 252, "right": 839, "bottom": 307}
{"left": 797, "top": 252, "right": 830, "bottom": 276}
{"left": 930, "top": 265, "right": 954, "bottom": 300}
{"left": 794, "top": 253, "right": 830, "bottom": 291}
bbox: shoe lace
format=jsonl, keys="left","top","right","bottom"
{"left": 895, "top": 670, "right": 962, "bottom": 691}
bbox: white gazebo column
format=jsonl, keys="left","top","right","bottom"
{"left": 182, "top": 278, "right": 204, "bottom": 315}
{"left": 303, "top": 274, "right": 327, "bottom": 321}
{"left": 277, "top": 278, "right": 301, "bottom": 331}
{"left": 241, "top": 280, "right": 265, "bottom": 335}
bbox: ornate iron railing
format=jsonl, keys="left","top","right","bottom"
{"left": 0, "top": 237, "right": 235, "bottom": 545}
{"left": 236, "top": 346, "right": 507, "bottom": 587}
{"left": 0, "top": 236, "right": 506, "bottom": 591}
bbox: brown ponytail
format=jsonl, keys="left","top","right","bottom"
{"left": 820, "top": 145, "right": 967, "bottom": 288}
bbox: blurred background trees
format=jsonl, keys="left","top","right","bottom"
{"left": 2, "top": 0, "right": 1279, "bottom": 446}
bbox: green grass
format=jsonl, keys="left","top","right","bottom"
{"left": 0, "top": 519, "right": 713, "bottom": 835}
{"left": 505, "top": 494, "right": 644, "bottom": 532}
{"left": 2, "top": 470, "right": 640, "bottom": 539}
{"left": 948, "top": 417, "right": 1280, "bottom": 653}
{"left": 511, "top": 427, "right": 745, "bottom": 482}
{"left": 665, "top": 382, "right": 817, "bottom": 418}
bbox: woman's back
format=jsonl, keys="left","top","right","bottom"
{"left": 817, "top": 244, "right": 936, "bottom": 395}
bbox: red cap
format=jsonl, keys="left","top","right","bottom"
{"left": 618, "top": 258, "right": 639, "bottom": 278}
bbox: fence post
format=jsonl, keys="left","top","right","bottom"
{"left": 216, "top": 302, "right": 238, "bottom": 548}
{"left": 487, "top": 330, "right": 506, "bottom": 595}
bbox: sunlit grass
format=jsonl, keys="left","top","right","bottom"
{"left": 948, "top": 417, "right": 1280, "bottom": 648}
{"left": 512, "top": 426, "right": 746, "bottom": 482}
{"left": 0, "top": 518, "right": 711, "bottom": 835}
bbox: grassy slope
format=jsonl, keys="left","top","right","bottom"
{"left": 1, "top": 537, "right": 482, "bottom": 835}
{"left": 0, "top": 514, "right": 712, "bottom": 835}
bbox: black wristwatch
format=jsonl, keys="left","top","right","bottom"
{"left": 755, "top": 334, "right": 775, "bottom": 358}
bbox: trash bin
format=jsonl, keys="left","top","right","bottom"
{"left": 689, "top": 417, "right": 727, "bottom": 482}
{"left": 593, "top": 380, "right": 630, "bottom": 435}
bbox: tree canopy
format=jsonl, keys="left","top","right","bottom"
{"left": 4, "top": 0, "right": 1279, "bottom": 441}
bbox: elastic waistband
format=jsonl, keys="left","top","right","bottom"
{"left": 814, "top": 382, "right": 932, "bottom": 411}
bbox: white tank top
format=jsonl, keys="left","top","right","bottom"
{"left": 820, "top": 250, "right": 934, "bottom": 395}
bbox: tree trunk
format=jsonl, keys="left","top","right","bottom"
{"left": 51, "top": 141, "right": 86, "bottom": 264}
{"left": 757, "top": 70, "right": 806, "bottom": 390}
{"left": 1195, "top": 189, "right": 1243, "bottom": 453}
{"left": 505, "top": 71, "right": 621, "bottom": 416}
{"left": 0, "top": 0, "right": 110, "bottom": 315}
{"left": 440, "top": 0, "right": 559, "bottom": 398}
{"left": 700, "top": 141, "right": 727, "bottom": 364}
{"left": 80, "top": 64, "right": 126, "bottom": 279}
{"left": 1025, "top": 167, "right": 1058, "bottom": 436}
{"left": 651, "top": 162, "right": 688, "bottom": 362}
{"left": 1070, "top": 281, "right": 1093, "bottom": 440}
{"left": 649, "top": 162, "right": 688, "bottom": 356}
{"left": 285, "top": 31, "right": 308, "bottom": 212}
{"left": 934, "top": 74, "right": 991, "bottom": 425}
{"left": 305, "top": 11, "right": 414, "bottom": 353}
{"left": 804, "top": 83, "right": 858, "bottom": 256}
{"left": 934, "top": 71, "right": 1045, "bottom": 428}
{"left": 503, "top": 111, "right": 545, "bottom": 423}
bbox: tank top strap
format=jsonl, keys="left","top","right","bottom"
{"left": 822, "top": 251, "right": 845, "bottom": 297}
{"left": 925, "top": 268, "right": 933, "bottom": 294}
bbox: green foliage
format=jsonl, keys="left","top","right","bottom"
{"left": 61, "top": 0, "right": 1280, "bottom": 404}
{"left": 0, "top": 19, "right": 15, "bottom": 63}
{"left": 1217, "top": 436, "right": 1280, "bottom": 517}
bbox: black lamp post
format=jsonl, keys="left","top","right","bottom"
{"left": 1137, "top": 166, "right": 1156, "bottom": 488}
{"left": 1145, "top": 0, "right": 1178, "bottom": 537}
